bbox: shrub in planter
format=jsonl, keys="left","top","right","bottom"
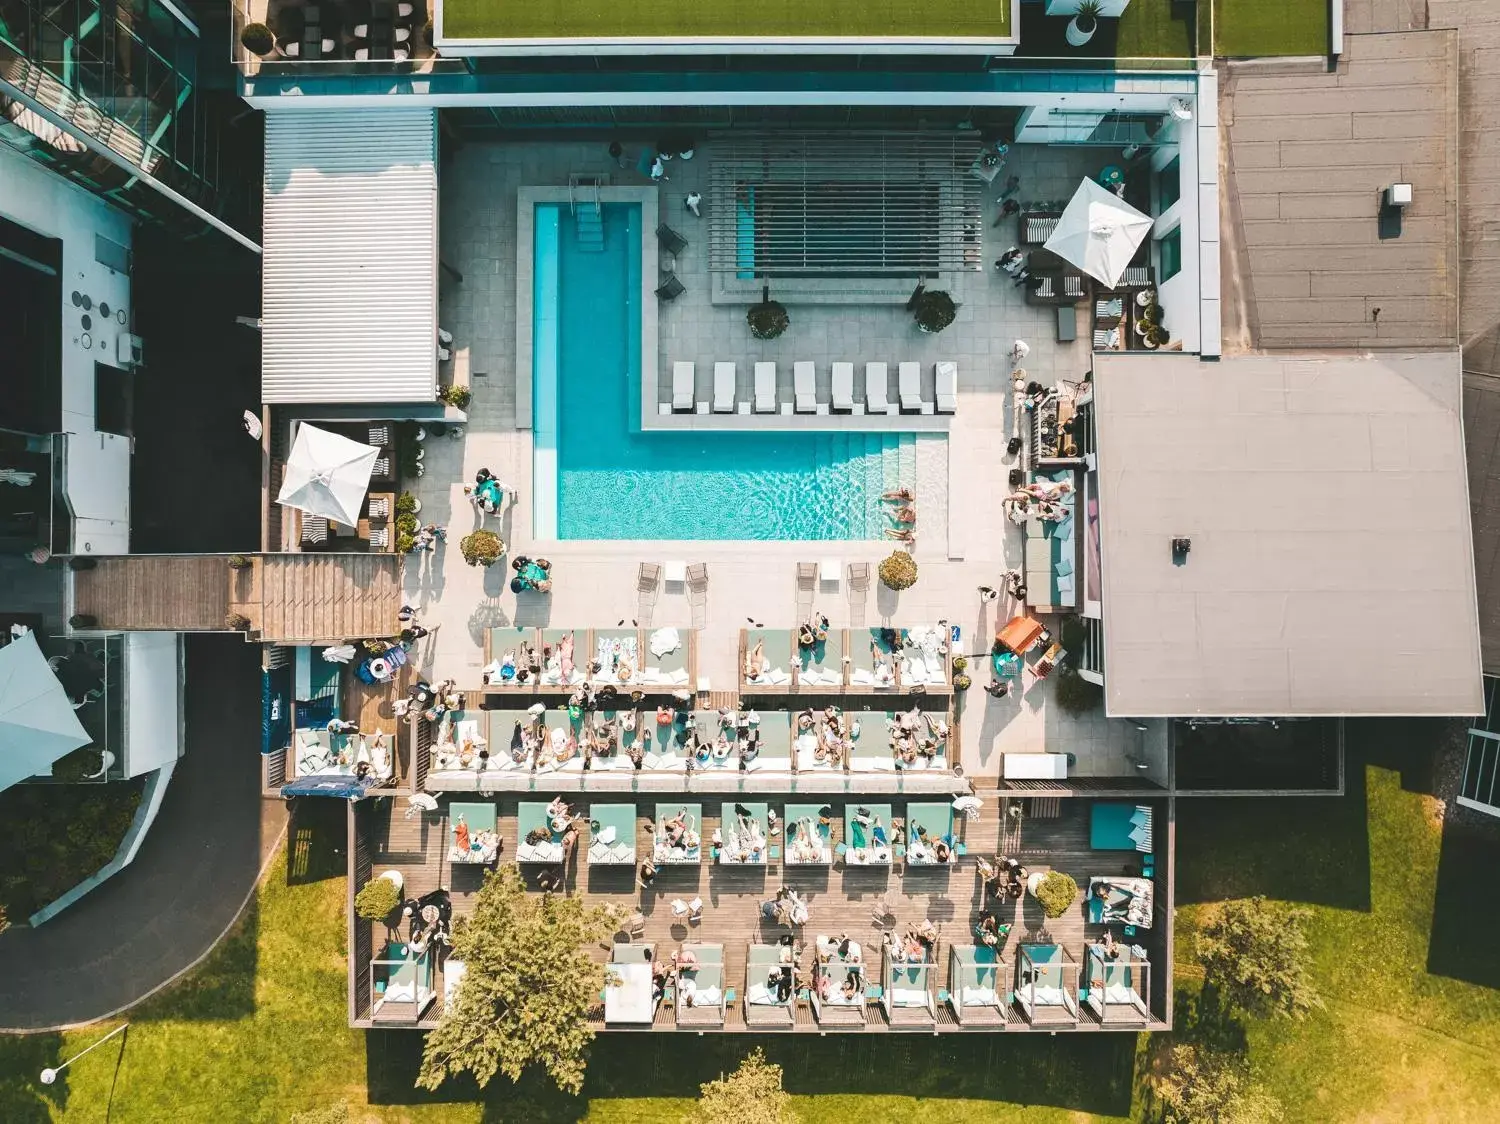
{"left": 460, "top": 529, "right": 504, "bottom": 567}
{"left": 1054, "top": 666, "right": 1103, "bottom": 715}
{"left": 240, "top": 22, "right": 275, "bottom": 56}
{"left": 395, "top": 513, "right": 420, "bottom": 537}
{"left": 227, "top": 554, "right": 251, "bottom": 570}
{"left": 747, "top": 285, "right": 790, "bottom": 340}
{"left": 224, "top": 612, "right": 251, "bottom": 631}
{"left": 1033, "top": 871, "right": 1079, "bottom": 919}
{"left": 355, "top": 876, "right": 401, "bottom": 922}
{"left": 952, "top": 655, "right": 969, "bottom": 673}
{"left": 1074, "top": 0, "right": 1102, "bottom": 34}
{"left": 396, "top": 532, "right": 418, "bottom": 555}
{"left": 954, "top": 673, "right": 972, "bottom": 691}
{"left": 395, "top": 491, "right": 418, "bottom": 516}
{"left": 878, "top": 550, "right": 918, "bottom": 591}
{"left": 913, "top": 289, "right": 958, "bottom": 334}
{"left": 1145, "top": 325, "right": 1169, "bottom": 348}
{"left": 438, "top": 384, "right": 472, "bottom": 410}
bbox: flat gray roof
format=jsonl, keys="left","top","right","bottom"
{"left": 1093, "top": 351, "right": 1483, "bottom": 718}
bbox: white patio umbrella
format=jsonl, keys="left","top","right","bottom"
{"left": 275, "top": 423, "right": 380, "bottom": 527}
{"left": 1043, "top": 178, "right": 1155, "bottom": 289}
{"left": 0, "top": 633, "right": 91, "bottom": 792}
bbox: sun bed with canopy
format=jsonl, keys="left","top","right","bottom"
{"left": 590, "top": 628, "right": 641, "bottom": 688}
{"left": 533, "top": 706, "right": 589, "bottom": 778}
{"left": 676, "top": 943, "right": 726, "bottom": 1026}
{"left": 642, "top": 710, "right": 691, "bottom": 773}
{"left": 424, "top": 709, "right": 514, "bottom": 790}
{"left": 652, "top": 802, "right": 703, "bottom": 864}
{"left": 717, "top": 801, "right": 770, "bottom": 864}
{"left": 538, "top": 628, "right": 585, "bottom": 688}
{"left": 847, "top": 713, "right": 899, "bottom": 774}
{"left": 740, "top": 628, "right": 794, "bottom": 691}
{"left": 744, "top": 710, "right": 793, "bottom": 777}
{"left": 744, "top": 943, "right": 796, "bottom": 1027}
{"left": 1087, "top": 876, "right": 1154, "bottom": 928}
{"left": 1083, "top": 943, "right": 1151, "bottom": 1025}
{"left": 899, "top": 625, "right": 952, "bottom": 694}
{"left": 370, "top": 939, "right": 436, "bottom": 1024}
{"left": 840, "top": 803, "right": 894, "bottom": 865}
{"left": 792, "top": 709, "right": 845, "bottom": 774}
{"left": 481, "top": 626, "right": 540, "bottom": 692}
{"left": 282, "top": 726, "right": 393, "bottom": 799}
{"left": 783, "top": 801, "right": 834, "bottom": 865}
{"left": 515, "top": 799, "right": 567, "bottom": 863}
{"left": 587, "top": 802, "right": 637, "bottom": 865}
{"left": 794, "top": 628, "right": 845, "bottom": 691}
{"left": 605, "top": 942, "right": 657, "bottom": 1026}
{"left": 687, "top": 709, "right": 743, "bottom": 776}
{"left": 846, "top": 628, "right": 899, "bottom": 693}
{"left": 881, "top": 948, "right": 937, "bottom": 1026}
{"left": 589, "top": 705, "right": 641, "bottom": 774}
{"left": 1014, "top": 943, "right": 1080, "bottom": 1026}
{"left": 947, "top": 944, "right": 1005, "bottom": 1025}
{"left": 447, "top": 801, "right": 500, "bottom": 864}
{"left": 811, "top": 947, "right": 868, "bottom": 1027}
{"left": 638, "top": 627, "right": 696, "bottom": 689}
{"left": 904, "top": 801, "right": 957, "bottom": 866}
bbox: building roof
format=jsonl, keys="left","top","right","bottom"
{"left": 262, "top": 109, "right": 437, "bottom": 404}
{"left": 1093, "top": 351, "right": 1483, "bottom": 718}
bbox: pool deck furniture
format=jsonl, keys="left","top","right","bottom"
{"left": 898, "top": 362, "right": 922, "bottom": 413}
{"left": 447, "top": 801, "right": 499, "bottom": 864}
{"left": 948, "top": 944, "right": 1005, "bottom": 1026}
{"left": 637, "top": 563, "right": 661, "bottom": 627}
{"left": 847, "top": 562, "right": 871, "bottom": 626}
{"left": 677, "top": 942, "right": 726, "bottom": 1027}
{"left": 717, "top": 801, "right": 770, "bottom": 864}
{"left": 740, "top": 627, "right": 794, "bottom": 692}
{"left": 934, "top": 361, "right": 958, "bottom": 414}
{"left": 671, "top": 361, "right": 694, "bottom": 411}
{"left": 639, "top": 625, "right": 697, "bottom": 689}
{"left": 686, "top": 564, "right": 709, "bottom": 631}
{"left": 515, "top": 800, "right": 566, "bottom": 863}
{"left": 783, "top": 801, "right": 834, "bottom": 864}
{"left": 866, "top": 361, "right": 895, "bottom": 415}
{"left": 713, "top": 362, "right": 736, "bottom": 413}
{"left": 831, "top": 362, "right": 855, "bottom": 412}
{"left": 795, "top": 561, "right": 817, "bottom": 621}
{"left": 841, "top": 802, "right": 894, "bottom": 865}
{"left": 606, "top": 942, "right": 657, "bottom": 1026}
{"left": 655, "top": 274, "right": 685, "bottom": 302}
{"left": 482, "top": 626, "right": 540, "bottom": 692}
{"left": 1004, "top": 751, "right": 1070, "bottom": 780}
{"left": 744, "top": 943, "right": 796, "bottom": 1026}
{"left": 904, "top": 801, "right": 956, "bottom": 866}
{"left": 794, "top": 361, "right": 817, "bottom": 412}
{"left": 847, "top": 627, "right": 899, "bottom": 693}
{"left": 1090, "top": 802, "right": 1154, "bottom": 852}
{"left": 1083, "top": 943, "right": 1151, "bottom": 1026}
{"left": 811, "top": 952, "right": 868, "bottom": 1026}
{"left": 656, "top": 223, "right": 689, "bottom": 257}
{"left": 587, "top": 802, "right": 637, "bottom": 865}
{"left": 745, "top": 710, "right": 794, "bottom": 776}
{"left": 882, "top": 948, "right": 937, "bottom": 1027}
{"left": 793, "top": 626, "right": 846, "bottom": 692}
{"left": 653, "top": 801, "right": 704, "bottom": 864}
{"left": 754, "top": 362, "right": 776, "bottom": 412}
{"left": 1014, "top": 943, "right": 1080, "bottom": 1027}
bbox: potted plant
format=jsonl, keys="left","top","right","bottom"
{"left": 954, "top": 672, "right": 973, "bottom": 691}
{"left": 912, "top": 289, "right": 958, "bottom": 334}
{"left": 438, "top": 384, "right": 472, "bottom": 410}
{"left": 396, "top": 532, "right": 418, "bottom": 555}
{"left": 1028, "top": 870, "right": 1080, "bottom": 919}
{"left": 953, "top": 655, "right": 969, "bottom": 674}
{"left": 747, "top": 285, "right": 790, "bottom": 340}
{"left": 460, "top": 529, "right": 504, "bottom": 567}
{"left": 224, "top": 612, "right": 251, "bottom": 631}
{"left": 1066, "top": 0, "right": 1103, "bottom": 48}
{"left": 395, "top": 513, "right": 420, "bottom": 538}
{"left": 240, "top": 21, "right": 275, "bottom": 57}
{"left": 227, "top": 554, "right": 251, "bottom": 570}
{"left": 354, "top": 871, "right": 404, "bottom": 923}
{"left": 878, "top": 550, "right": 918, "bottom": 591}
{"left": 1143, "top": 324, "right": 1169, "bottom": 350}
{"left": 395, "top": 491, "right": 420, "bottom": 517}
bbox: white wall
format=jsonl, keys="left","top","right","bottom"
{"left": 122, "top": 632, "right": 185, "bottom": 776}
{"left": 0, "top": 144, "right": 133, "bottom": 552}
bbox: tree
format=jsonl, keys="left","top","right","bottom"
{"left": 417, "top": 865, "right": 616, "bottom": 1095}
{"left": 1152, "top": 1043, "right": 1283, "bottom": 1124}
{"left": 1197, "top": 897, "right": 1322, "bottom": 1021}
{"left": 688, "top": 1049, "right": 797, "bottom": 1124}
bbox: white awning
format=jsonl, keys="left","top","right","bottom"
{"left": 262, "top": 108, "right": 438, "bottom": 404}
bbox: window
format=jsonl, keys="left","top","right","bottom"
{"left": 1159, "top": 227, "right": 1183, "bottom": 283}
{"left": 1157, "top": 157, "right": 1181, "bottom": 211}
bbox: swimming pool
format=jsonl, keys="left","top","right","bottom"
{"left": 533, "top": 201, "right": 916, "bottom": 541}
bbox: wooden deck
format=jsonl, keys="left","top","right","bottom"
{"left": 257, "top": 553, "right": 402, "bottom": 643}
{"left": 72, "top": 555, "right": 232, "bottom": 630}
{"left": 352, "top": 791, "right": 1168, "bottom": 1033}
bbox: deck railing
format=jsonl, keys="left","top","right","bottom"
{"left": 348, "top": 800, "right": 374, "bottom": 1022}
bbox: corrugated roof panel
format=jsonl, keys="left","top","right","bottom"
{"left": 262, "top": 109, "right": 437, "bottom": 404}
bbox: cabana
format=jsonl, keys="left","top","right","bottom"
{"left": 847, "top": 713, "right": 899, "bottom": 774}
{"left": 424, "top": 709, "right": 511, "bottom": 791}
{"left": 638, "top": 626, "right": 696, "bottom": 689}
{"left": 881, "top": 948, "right": 937, "bottom": 1027}
{"left": 792, "top": 709, "right": 846, "bottom": 774}
{"left": 370, "top": 940, "right": 436, "bottom": 1024}
{"left": 677, "top": 943, "right": 727, "bottom": 1026}
{"left": 900, "top": 625, "right": 952, "bottom": 693}
{"left": 1084, "top": 943, "right": 1151, "bottom": 1026}
{"left": 282, "top": 726, "right": 393, "bottom": 799}
{"left": 538, "top": 628, "right": 585, "bottom": 688}
{"left": 947, "top": 945, "right": 1005, "bottom": 1025}
{"left": 605, "top": 943, "right": 657, "bottom": 1026}
{"left": 642, "top": 713, "right": 690, "bottom": 774}
{"left": 847, "top": 628, "right": 899, "bottom": 693}
{"left": 839, "top": 803, "right": 894, "bottom": 866}
{"left": 904, "top": 801, "right": 957, "bottom": 866}
{"left": 783, "top": 802, "right": 834, "bottom": 865}
{"left": 534, "top": 707, "right": 589, "bottom": 778}
{"left": 1087, "top": 876, "right": 1155, "bottom": 929}
{"left": 587, "top": 803, "right": 637, "bottom": 865}
{"left": 794, "top": 627, "right": 845, "bottom": 691}
{"left": 687, "top": 709, "right": 743, "bottom": 776}
{"left": 1014, "top": 943, "right": 1080, "bottom": 1026}
{"left": 744, "top": 943, "right": 796, "bottom": 1027}
{"left": 590, "top": 627, "right": 641, "bottom": 688}
{"left": 652, "top": 803, "right": 703, "bottom": 864}
{"left": 811, "top": 944, "right": 868, "bottom": 1027}
{"left": 447, "top": 801, "right": 500, "bottom": 864}
{"left": 481, "top": 626, "right": 540, "bottom": 691}
{"left": 740, "top": 628, "right": 794, "bottom": 691}
{"left": 589, "top": 706, "right": 642, "bottom": 773}
{"left": 885, "top": 707, "right": 952, "bottom": 774}
{"left": 1091, "top": 802, "right": 1155, "bottom": 853}
{"left": 745, "top": 711, "right": 793, "bottom": 776}
{"left": 717, "top": 802, "right": 770, "bottom": 864}
{"left": 515, "top": 800, "right": 568, "bottom": 863}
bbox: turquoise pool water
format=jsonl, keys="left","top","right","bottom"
{"left": 535, "top": 202, "right": 915, "bottom": 541}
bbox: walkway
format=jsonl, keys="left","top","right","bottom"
{"left": 0, "top": 637, "right": 283, "bottom": 1030}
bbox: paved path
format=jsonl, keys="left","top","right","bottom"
{"left": 0, "top": 637, "right": 284, "bottom": 1030}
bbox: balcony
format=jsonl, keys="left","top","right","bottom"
{"left": 233, "top": 0, "right": 457, "bottom": 75}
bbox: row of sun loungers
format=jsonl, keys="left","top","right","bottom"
{"left": 741, "top": 626, "right": 953, "bottom": 695}
{"left": 481, "top": 626, "right": 697, "bottom": 692}
{"left": 669, "top": 361, "right": 957, "bottom": 415}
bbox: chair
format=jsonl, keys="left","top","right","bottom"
{"left": 301, "top": 514, "right": 329, "bottom": 546}
{"left": 866, "top": 362, "right": 894, "bottom": 415}
{"left": 368, "top": 496, "right": 391, "bottom": 520}
{"left": 369, "top": 526, "right": 390, "bottom": 550}
{"left": 657, "top": 223, "right": 689, "bottom": 257}
{"left": 368, "top": 424, "right": 390, "bottom": 447}
{"left": 754, "top": 362, "right": 777, "bottom": 413}
{"left": 934, "top": 361, "right": 958, "bottom": 414}
{"left": 672, "top": 362, "right": 695, "bottom": 412}
{"left": 372, "top": 456, "right": 391, "bottom": 478}
{"left": 713, "top": 362, "right": 736, "bottom": 413}
{"left": 898, "top": 362, "right": 923, "bottom": 413}
{"left": 686, "top": 563, "right": 709, "bottom": 630}
{"left": 831, "top": 362, "right": 855, "bottom": 412}
{"left": 795, "top": 562, "right": 817, "bottom": 620}
{"left": 847, "top": 562, "right": 871, "bottom": 626}
{"left": 655, "top": 275, "right": 685, "bottom": 302}
{"left": 794, "top": 362, "right": 817, "bottom": 413}
{"left": 637, "top": 562, "right": 661, "bottom": 626}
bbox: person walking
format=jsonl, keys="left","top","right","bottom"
{"left": 1010, "top": 339, "right": 1031, "bottom": 364}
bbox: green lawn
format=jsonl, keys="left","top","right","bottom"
{"left": 1213, "top": 0, "right": 1329, "bottom": 57}
{"left": 1114, "top": 0, "right": 1197, "bottom": 61}
{"left": 11, "top": 724, "right": 1500, "bottom": 1122}
{"left": 441, "top": 0, "right": 1011, "bottom": 42}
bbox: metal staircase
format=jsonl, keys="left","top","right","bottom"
{"left": 568, "top": 173, "right": 606, "bottom": 251}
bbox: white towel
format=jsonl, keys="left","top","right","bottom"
{"left": 650, "top": 627, "right": 681, "bottom": 658}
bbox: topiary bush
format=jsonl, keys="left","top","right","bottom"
{"left": 395, "top": 513, "right": 419, "bottom": 537}
{"left": 395, "top": 492, "right": 417, "bottom": 515}
{"left": 953, "top": 673, "right": 972, "bottom": 691}
{"left": 460, "top": 529, "right": 504, "bottom": 567}
{"left": 240, "top": 22, "right": 275, "bottom": 56}
{"left": 354, "top": 877, "right": 401, "bottom": 922}
{"left": 1034, "top": 871, "right": 1079, "bottom": 919}
{"left": 747, "top": 285, "right": 790, "bottom": 340}
{"left": 1054, "top": 666, "right": 1103, "bottom": 715}
{"left": 438, "top": 384, "right": 471, "bottom": 410}
{"left": 952, "top": 655, "right": 968, "bottom": 673}
{"left": 913, "top": 289, "right": 958, "bottom": 334}
{"left": 878, "top": 550, "right": 918, "bottom": 591}
{"left": 396, "top": 532, "right": 418, "bottom": 555}
{"left": 224, "top": 612, "right": 251, "bottom": 631}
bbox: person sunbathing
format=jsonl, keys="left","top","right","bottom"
{"left": 797, "top": 622, "right": 816, "bottom": 648}
{"left": 882, "top": 487, "right": 914, "bottom": 501}
{"left": 558, "top": 631, "right": 575, "bottom": 681}
{"left": 744, "top": 637, "right": 767, "bottom": 680}
{"left": 891, "top": 504, "right": 917, "bottom": 524}
{"left": 885, "top": 527, "right": 916, "bottom": 543}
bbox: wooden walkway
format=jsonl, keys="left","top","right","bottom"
{"left": 255, "top": 553, "right": 402, "bottom": 643}
{"left": 73, "top": 555, "right": 231, "bottom": 630}
{"left": 358, "top": 791, "right": 1167, "bottom": 1033}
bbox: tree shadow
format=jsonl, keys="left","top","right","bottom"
{"left": 0, "top": 1032, "right": 65, "bottom": 1124}
{"left": 1427, "top": 811, "right": 1500, "bottom": 988}
{"left": 286, "top": 798, "right": 347, "bottom": 885}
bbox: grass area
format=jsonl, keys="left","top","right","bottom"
{"left": 1213, "top": 0, "right": 1328, "bottom": 57}
{"left": 1114, "top": 0, "right": 1196, "bottom": 60}
{"left": 0, "top": 779, "right": 142, "bottom": 920}
{"left": 441, "top": 0, "right": 1011, "bottom": 42}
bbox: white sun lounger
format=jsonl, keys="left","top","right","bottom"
{"left": 934, "top": 361, "right": 958, "bottom": 414}
{"left": 713, "top": 362, "right": 736, "bottom": 412}
{"left": 866, "top": 362, "right": 894, "bottom": 415}
{"left": 831, "top": 362, "right": 855, "bottom": 412}
{"left": 898, "top": 362, "right": 923, "bottom": 412}
{"left": 673, "top": 362, "right": 695, "bottom": 411}
{"left": 794, "top": 362, "right": 817, "bottom": 413}
{"left": 754, "top": 362, "right": 776, "bottom": 413}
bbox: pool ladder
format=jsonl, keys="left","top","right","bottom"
{"left": 568, "top": 173, "right": 606, "bottom": 251}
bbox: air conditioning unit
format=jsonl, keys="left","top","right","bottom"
{"left": 116, "top": 332, "right": 144, "bottom": 368}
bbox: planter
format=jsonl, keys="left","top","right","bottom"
{"left": 380, "top": 870, "right": 404, "bottom": 895}
{"left": 1027, "top": 871, "right": 1046, "bottom": 896}
{"left": 1135, "top": 289, "right": 1156, "bottom": 308}
{"left": 1066, "top": 16, "right": 1098, "bottom": 46}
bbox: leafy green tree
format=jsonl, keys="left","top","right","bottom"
{"left": 1197, "top": 896, "right": 1322, "bottom": 1020}
{"left": 417, "top": 866, "right": 616, "bottom": 1095}
{"left": 1152, "top": 1043, "right": 1283, "bottom": 1124}
{"left": 688, "top": 1049, "right": 797, "bottom": 1124}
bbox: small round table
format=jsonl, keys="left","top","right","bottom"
{"left": 1098, "top": 165, "right": 1125, "bottom": 189}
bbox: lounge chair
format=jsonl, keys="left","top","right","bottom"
{"left": 831, "top": 362, "right": 855, "bottom": 412}
{"left": 847, "top": 562, "right": 871, "bottom": 626}
{"left": 754, "top": 362, "right": 777, "bottom": 413}
{"left": 795, "top": 562, "right": 816, "bottom": 620}
{"left": 655, "top": 275, "right": 685, "bottom": 302}
{"left": 934, "top": 361, "right": 958, "bottom": 414}
{"left": 637, "top": 562, "right": 661, "bottom": 627}
{"left": 898, "top": 363, "right": 922, "bottom": 413}
{"left": 672, "top": 362, "right": 695, "bottom": 412}
{"left": 656, "top": 223, "right": 689, "bottom": 257}
{"left": 686, "top": 563, "right": 709, "bottom": 631}
{"left": 713, "top": 362, "right": 736, "bottom": 413}
{"left": 866, "top": 362, "right": 894, "bottom": 415}
{"left": 794, "top": 362, "right": 817, "bottom": 413}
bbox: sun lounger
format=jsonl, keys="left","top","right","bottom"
{"left": 934, "top": 361, "right": 958, "bottom": 414}
{"left": 686, "top": 563, "right": 709, "bottom": 631}
{"left": 586, "top": 802, "right": 637, "bottom": 865}
{"left": 795, "top": 562, "right": 816, "bottom": 621}
{"left": 655, "top": 275, "right": 685, "bottom": 302}
{"left": 754, "top": 362, "right": 777, "bottom": 413}
{"left": 656, "top": 223, "right": 689, "bottom": 257}
{"left": 744, "top": 711, "right": 792, "bottom": 775}
{"left": 639, "top": 626, "right": 694, "bottom": 687}
{"left": 795, "top": 627, "right": 845, "bottom": 691}
{"left": 741, "top": 628, "right": 794, "bottom": 691}
{"left": 672, "top": 362, "right": 695, "bottom": 411}
{"left": 949, "top": 945, "right": 1005, "bottom": 1026}
{"left": 653, "top": 802, "right": 703, "bottom": 864}
{"left": 637, "top": 563, "right": 661, "bottom": 627}
{"left": 831, "top": 362, "right": 855, "bottom": 412}
{"left": 866, "top": 362, "right": 894, "bottom": 415}
{"left": 898, "top": 362, "right": 922, "bottom": 413}
{"left": 794, "top": 362, "right": 817, "bottom": 413}
{"left": 847, "top": 563, "right": 871, "bottom": 627}
{"left": 678, "top": 944, "right": 726, "bottom": 1026}
{"left": 745, "top": 943, "right": 796, "bottom": 1026}
{"left": 713, "top": 362, "right": 736, "bottom": 413}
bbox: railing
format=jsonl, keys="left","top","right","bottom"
{"left": 261, "top": 745, "right": 289, "bottom": 794}
{"left": 412, "top": 714, "right": 430, "bottom": 794}
{"left": 348, "top": 800, "right": 374, "bottom": 1022}
{"left": 231, "top": 0, "right": 463, "bottom": 76}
